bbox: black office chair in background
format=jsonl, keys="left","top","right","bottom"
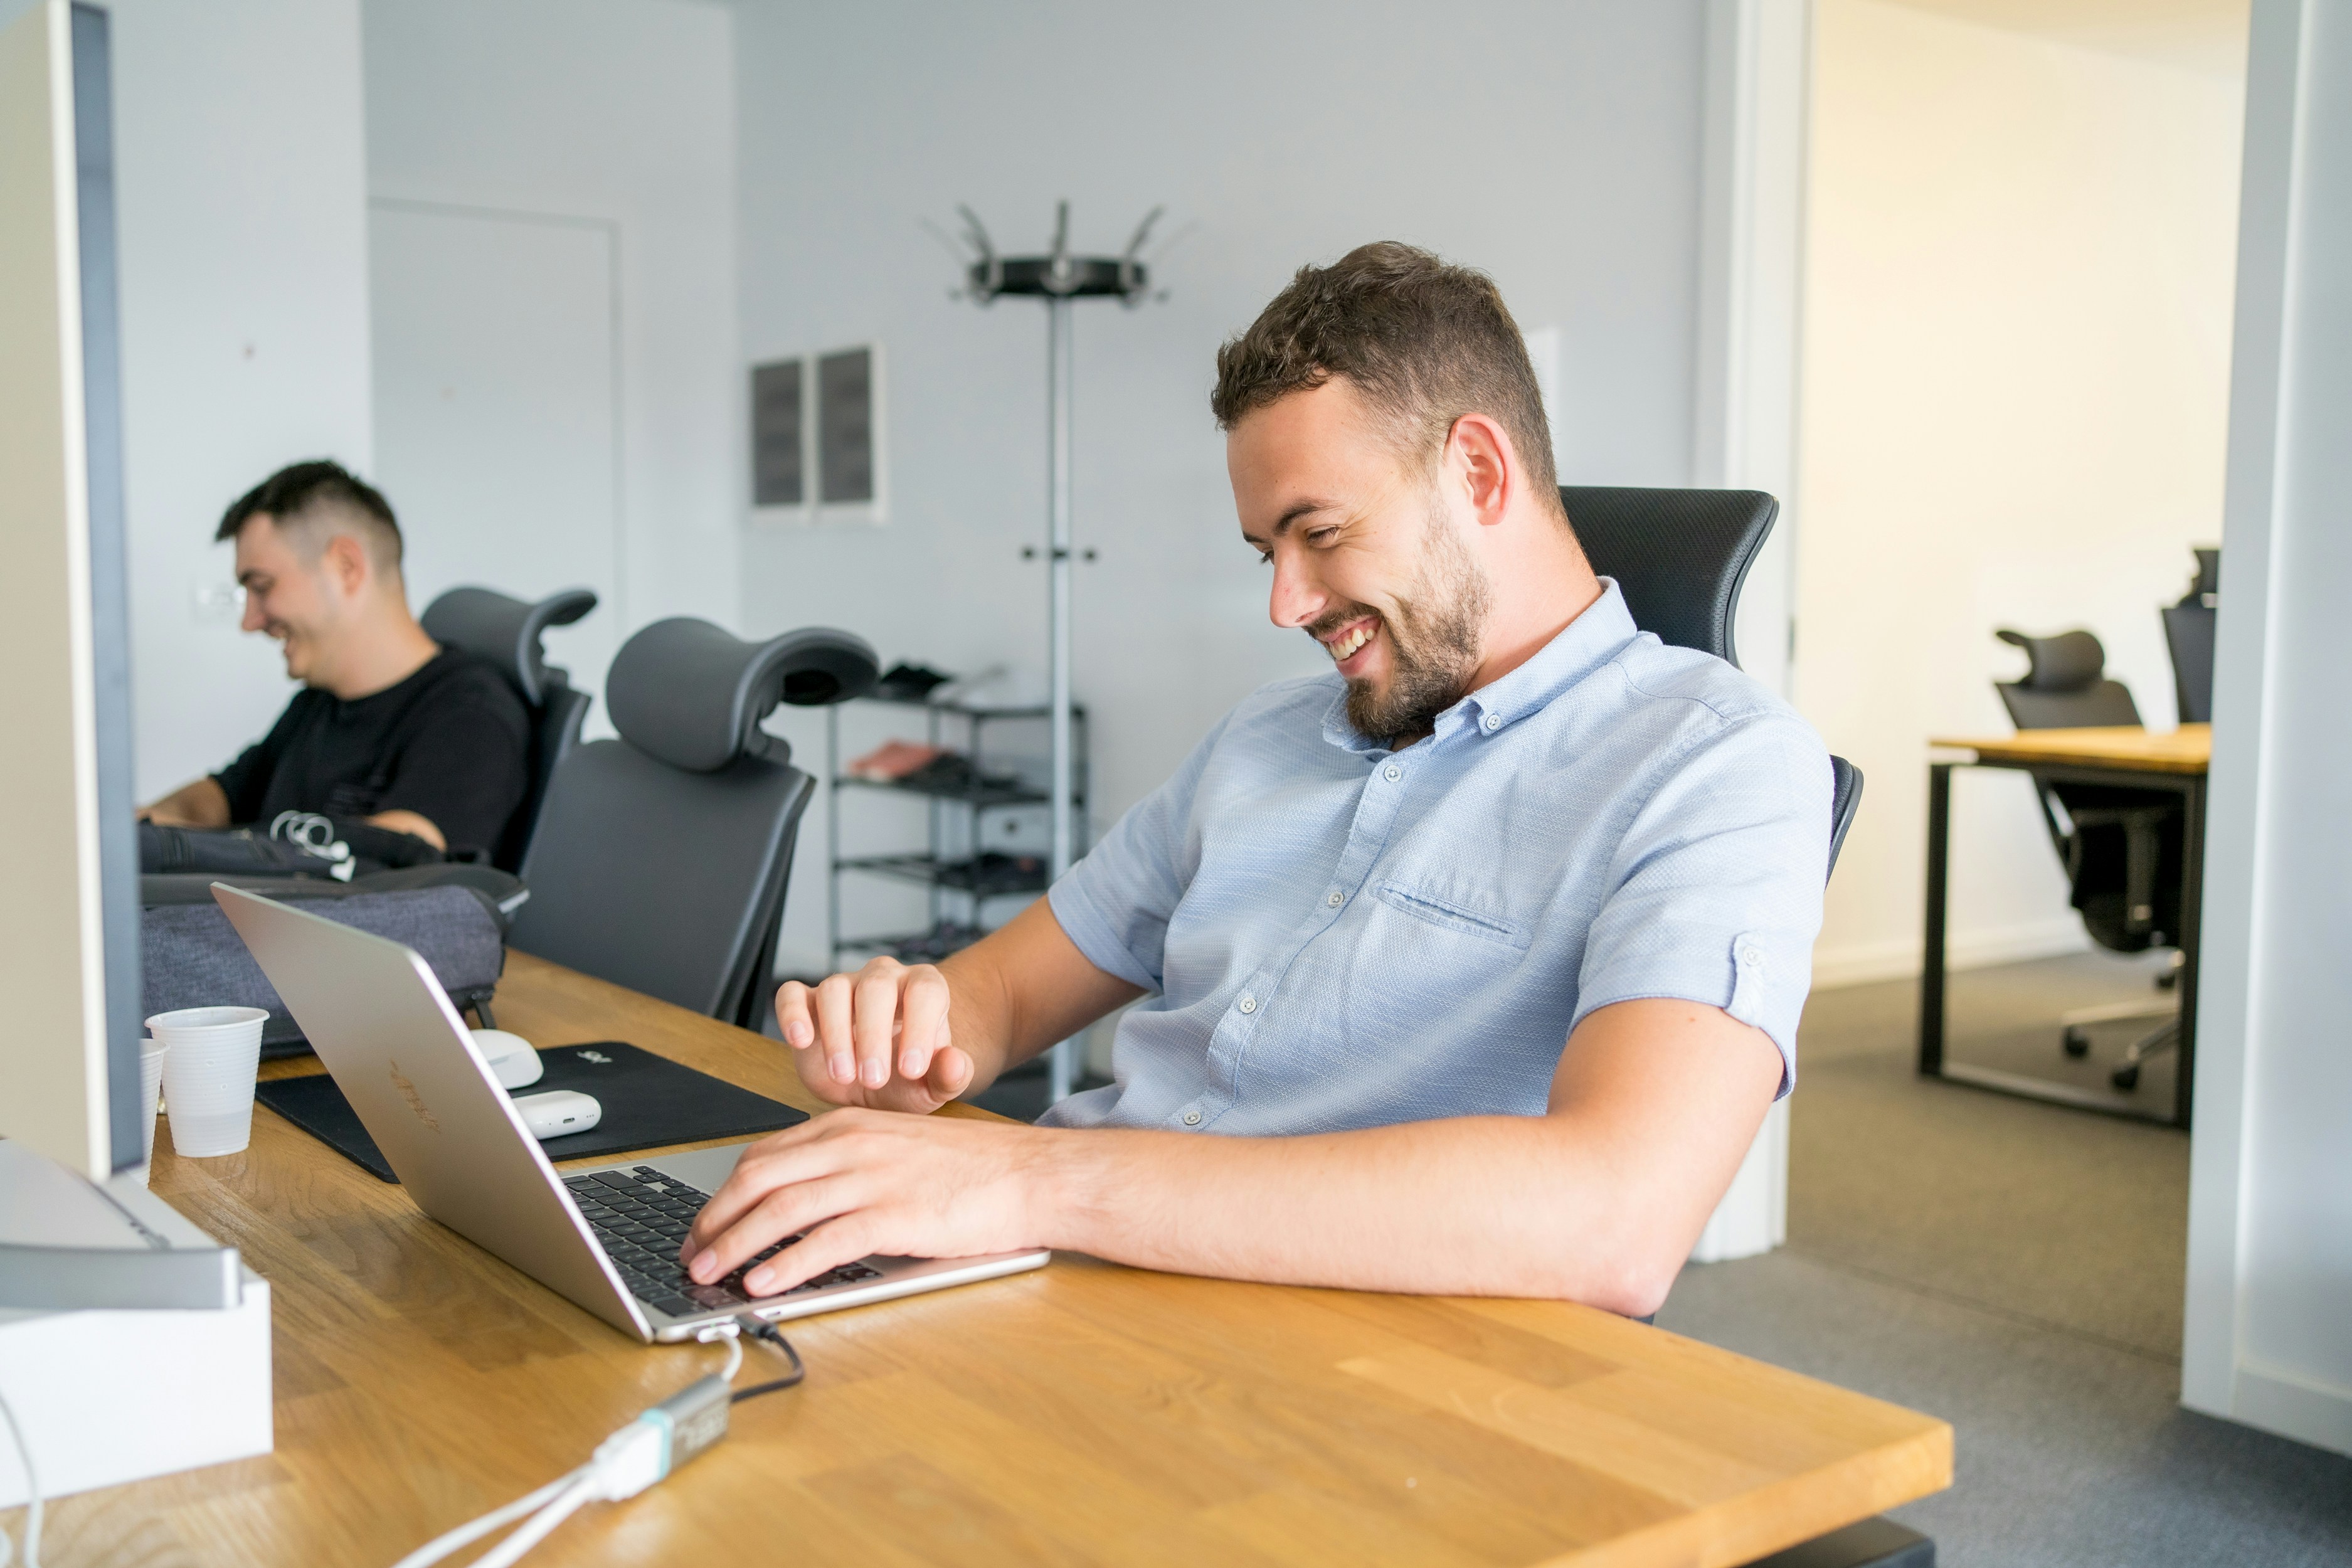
{"left": 510, "top": 617, "right": 879, "bottom": 1029}
{"left": 2161, "top": 547, "right": 2218, "bottom": 724}
{"left": 1992, "top": 627, "right": 2185, "bottom": 1089}
{"left": 421, "top": 585, "right": 599, "bottom": 872}
{"left": 1561, "top": 485, "right": 1863, "bottom": 878}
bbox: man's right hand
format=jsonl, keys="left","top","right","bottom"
{"left": 777, "top": 957, "right": 977, "bottom": 1114}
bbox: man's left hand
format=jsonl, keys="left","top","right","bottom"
{"left": 679, "top": 1108, "right": 1055, "bottom": 1296}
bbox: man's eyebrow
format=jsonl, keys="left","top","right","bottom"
{"left": 1241, "top": 499, "right": 1336, "bottom": 545}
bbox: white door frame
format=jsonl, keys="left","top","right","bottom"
{"left": 1689, "top": 0, "right": 1813, "bottom": 1264}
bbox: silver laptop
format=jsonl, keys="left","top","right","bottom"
{"left": 214, "top": 884, "right": 1048, "bottom": 1342}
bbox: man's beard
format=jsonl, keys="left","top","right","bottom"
{"left": 1322, "top": 502, "right": 1490, "bottom": 744}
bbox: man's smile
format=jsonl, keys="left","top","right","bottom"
{"left": 1319, "top": 614, "right": 1382, "bottom": 676}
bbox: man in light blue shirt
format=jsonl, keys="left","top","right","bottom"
{"left": 682, "top": 242, "right": 1830, "bottom": 1318}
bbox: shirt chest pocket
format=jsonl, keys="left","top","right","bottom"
{"left": 1370, "top": 881, "right": 1533, "bottom": 951}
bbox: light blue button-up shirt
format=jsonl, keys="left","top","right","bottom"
{"left": 1041, "top": 581, "right": 1831, "bottom": 1135}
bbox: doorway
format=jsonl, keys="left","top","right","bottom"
{"left": 368, "top": 199, "right": 625, "bottom": 730}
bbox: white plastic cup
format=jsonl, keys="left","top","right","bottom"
{"left": 149, "top": 1006, "right": 268, "bottom": 1157}
{"left": 137, "top": 1036, "right": 169, "bottom": 1182}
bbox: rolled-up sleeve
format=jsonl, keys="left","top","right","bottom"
{"left": 1571, "top": 711, "right": 1831, "bottom": 1097}
{"left": 1047, "top": 714, "right": 1232, "bottom": 993}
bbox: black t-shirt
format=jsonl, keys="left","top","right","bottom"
{"left": 212, "top": 649, "right": 530, "bottom": 858}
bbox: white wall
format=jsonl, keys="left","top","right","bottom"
{"left": 89, "top": 0, "right": 376, "bottom": 802}
{"left": 734, "top": 0, "right": 1719, "bottom": 977}
{"left": 361, "top": 0, "right": 740, "bottom": 682}
{"left": 1796, "top": 0, "right": 2244, "bottom": 985}
{"left": 2184, "top": 0, "right": 2352, "bottom": 1461}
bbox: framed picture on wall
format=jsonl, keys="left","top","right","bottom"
{"left": 747, "top": 343, "right": 887, "bottom": 526}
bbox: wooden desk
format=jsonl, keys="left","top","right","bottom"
{"left": 1921, "top": 724, "right": 2210, "bottom": 1128}
{"left": 59, "top": 954, "right": 1951, "bottom": 1566}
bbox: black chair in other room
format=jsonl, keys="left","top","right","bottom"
{"left": 2161, "top": 546, "right": 2218, "bottom": 725}
{"left": 511, "top": 618, "right": 879, "bottom": 1029}
{"left": 1992, "top": 627, "right": 2185, "bottom": 1089}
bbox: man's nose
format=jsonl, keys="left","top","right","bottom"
{"left": 1266, "top": 551, "right": 1326, "bottom": 631}
{"left": 239, "top": 594, "right": 264, "bottom": 633}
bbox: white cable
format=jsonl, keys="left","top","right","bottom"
{"left": 467, "top": 1474, "right": 598, "bottom": 1568}
{"left": 384, "top": 1330, "right": 743, "bottom": 1568}
{"left": 387, "top": 1470, "right": 585, "bottom": 1568}
{"left": 0, "top": 1383, "right": 39, "bottom": 1568}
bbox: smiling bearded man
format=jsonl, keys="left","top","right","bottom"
{"left": 676, "top": 241, "right": 1833, "bottom": 1320}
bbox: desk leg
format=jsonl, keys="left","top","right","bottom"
{"left": 1919, "top": 763, "right": 1953, "bottom": 1079}
{"left": 2173, "top": 774, "right": 2205, "bottom": 1131}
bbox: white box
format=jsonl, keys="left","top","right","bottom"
{"left": 0, "top": 1143, "right": 273, "bottom": 1505}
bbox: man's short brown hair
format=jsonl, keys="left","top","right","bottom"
{"left": 216, "top": 458, "right": 404, "bottom": 574}
{"left": 1211, "top": 241, "right": 1560, "bottom": 503}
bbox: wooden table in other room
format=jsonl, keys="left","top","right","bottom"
{"left": 1922, "top": 724, "right": 2211, "bottom": 1128}
{"left": 58, "top": 952, "right": 1951, "bottom": 1567}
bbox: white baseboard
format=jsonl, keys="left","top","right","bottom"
{"left": 2231, "top": 1362, "right": 2352, "bottom": 1459}
{"left": 1811, "top": 917, "right": 2091, "bottom": 990}
{"left": 1689, "top": 1098, "right": 1789, "bottom": 1263}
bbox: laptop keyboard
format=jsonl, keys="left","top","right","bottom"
{"left": 563, "top": 1165, "right": 882, "bottom": 1319}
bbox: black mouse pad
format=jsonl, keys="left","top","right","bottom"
{"left": 254, "top": 1041, "right": 808, "bottom": 1183}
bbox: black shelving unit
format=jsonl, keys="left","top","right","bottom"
{"left": 825, "top": 696, "right": 1087, "bottom": 973}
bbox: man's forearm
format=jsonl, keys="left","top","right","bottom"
{"left": 1025, "top": 1115, "right": 1685, "bottom": 1316}
{"left": 934, "top": 899, "right": 1142, "bottom": 1092}
{"left": 139, "top": 776, "right": 230, "bottom": 827}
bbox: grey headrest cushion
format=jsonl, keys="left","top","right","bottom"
{"left": 607, "top": 618, "right": 879, "bottom": 772}
{"left": 421, "top": 586, "right": 597, "bottom": 707}
{"left": 1996, "top": 628, "right": 2106, "bottom": 692}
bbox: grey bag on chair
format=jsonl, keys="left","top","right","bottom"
{"left": 143, "top": 873, "right": 516, "bottom": 1056}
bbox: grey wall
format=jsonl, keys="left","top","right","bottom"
{"left": 733, "top": 0, "right": 1714, "bottom": 974}
{"left": 98, "top": 0, "right": 376, "bottom": 802}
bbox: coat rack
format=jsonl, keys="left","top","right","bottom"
{"left": 944, "top": 200, "right": 1164, "bottom": 1102}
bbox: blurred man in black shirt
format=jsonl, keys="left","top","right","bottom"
{"left": 138, "top": 460, "right": 529, "bottom": 860}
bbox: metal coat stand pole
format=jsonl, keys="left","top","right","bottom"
{"left": 948, "top": 199, "right": 1162, "bottom": 1103}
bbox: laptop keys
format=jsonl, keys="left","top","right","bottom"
{"left": 563, "top": 1168, "right": 884, "bottom": 1316}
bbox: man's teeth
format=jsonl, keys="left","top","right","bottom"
{"left": 1328, "top": 623, "right": 1375, "bottom": 660}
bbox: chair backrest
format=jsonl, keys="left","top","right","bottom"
{"left": 421, "top": 586, "right": 600, "bottom": 871}
{"left": 1993, "top": 628, "right": 2142, "bottom": 730}
{"left": 1559, "top": 485, "right": 1774, "bottom": 668}
{"left": 2161, "top": 605, "right": 2216, "bottom": 725}
{"left": 1559, "top": 485, "right": 1862, "bottom": 881}
{"left": 511, "top": 618, "right": 877, "bottom": 1026}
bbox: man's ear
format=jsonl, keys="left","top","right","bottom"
{"left": 320, "top": 532, "right": 371, "bottom": 598}
{"left": 1445, "top": 413, "right": 1518, "bottom": 527}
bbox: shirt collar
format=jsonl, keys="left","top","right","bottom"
{"left": 1321, "top": 578, "right": 1642, "bottom": 756}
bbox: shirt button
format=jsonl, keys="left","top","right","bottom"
{"left": 1483, "top": 712, "right": 1503, "bottom": 731}
{"left": 1739, "top": 945, "right": 1764, "bottom": 967}
{"left": 1327, "top": 891, "right": 1344, "bottom": 907}
{"left": 1237, "top": 995, "right": 1258, "bottom": 1014}
{"left": 1383, "top": 764, "right": 1402, "bottom": 782}
{"left": 1182, "top": 1110, "right": 1202, "bottom": 1126}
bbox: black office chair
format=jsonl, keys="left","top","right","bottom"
{"left": 420, "top": 586, "right": 599, "bottom": 872}
{"left": 1993, "top": 628, "right": 2185, "bottom": 1088}
{"left": 510, "top": 618, "right": 879, "bottom": 1028}
{"left": 1560, "top": 485, "right": 1863, "bottom": 880}
{"left": 2161, "top": 547, "right": 2218, "bottom": 724}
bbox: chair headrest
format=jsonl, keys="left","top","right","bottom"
{"left": 607, "top": 618, "right": 879, "bottom": 773}
{"left": 421, "top": 586, "right": 598, "bottom": 707}
{"left": 1996, "top": 628, "right": 2106, "bottom": 691}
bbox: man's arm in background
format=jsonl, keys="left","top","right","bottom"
{"left": 137, "top": 776, "right": 230, "bottom": 827}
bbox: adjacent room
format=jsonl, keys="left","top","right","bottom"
{"left": 3, "top": 1, "right": 2348, "bottom": 1565}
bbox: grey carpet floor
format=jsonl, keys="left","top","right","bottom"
{"left": 1658, "top": 955, "right": 2352, "bottom": 1567}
